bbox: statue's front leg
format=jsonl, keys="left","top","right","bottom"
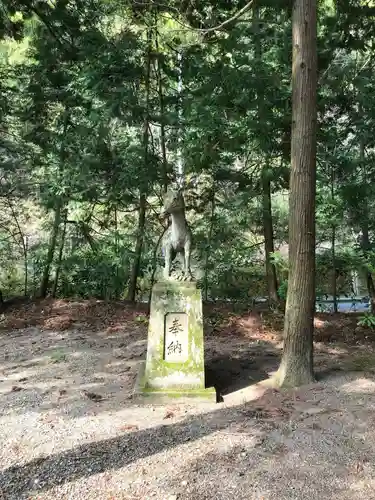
{"left": 164, "top": 243, "right": 172, "bottom": 279}
{"left": 184, "top": 238, "right": 193, "bottom": 280}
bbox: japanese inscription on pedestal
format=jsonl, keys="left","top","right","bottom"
{"left": 164, "top": 312, "right": 188, "bottom": 362}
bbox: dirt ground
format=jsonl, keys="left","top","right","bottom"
{"left": 1, "top": 299, "right": 375, "bottom": 499}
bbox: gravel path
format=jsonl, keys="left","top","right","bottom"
{"left": 1, "top": 311, "right": 375, "bottom": 499}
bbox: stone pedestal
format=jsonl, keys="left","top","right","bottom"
{"left": 134, "top": 281, "right": 216, "bottom": 403}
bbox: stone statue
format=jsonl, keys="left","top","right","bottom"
{"left": 161, "top": 188, "right": 194, "bottom": 281}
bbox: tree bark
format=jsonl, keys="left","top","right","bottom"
{"left": 330, "top": 164, "right": 338, "bottom": 313}
{"left": 359, "top": 135, "right": 375, "bottom": 308}
{"left": 40, "top": 198, "right": 63, "bottom": 298}
{"left": 331, "top": 224, "right": 338, "bottom": 312}
{"left": 204, "top": 189, "right": 215, "bottom": 302}
{"left": 40, "top": 110, "right": 69, "bottom": 298}
{"left": 7, "top": 199, "right": 28, "bottom": 296}
{"left": 127, "top": 26, "right": 152, "bottom": 302}
{"left": 148, "top": 224, "right": 168, "bottom": 310}
{"left": 253, "top": 6, "right": 278, "bottom": 306}
{"left": 127, "top": 194, "right": 147, "bottom": 302}
{"left": 154, "top": 19, "right": 169, "bottom": 194}
{"left": 261, "top": 169, "right": 279, "bottom": 304}
{"left": 361, "top": 218, "right": 375, "bottom": 304}
{"left": 276, "top": 0, "right": 317, "bottom": 388}
{"left": 52, "top": 209, "right": 68, "bottom": 298}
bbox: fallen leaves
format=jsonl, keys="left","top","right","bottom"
{"left": 43, "top": 315, "right": 74, "bottom": 331}
{"left": 1, "top": 317, "right": 27, "bottom": 330}
{"left": 11, "top": 385, "right": 23, "bottom": 392}
{"left": 164, "top": 410, "right": 175, "bottom": 419}
{"left": 120, "top": 424, "right": 139, "bottom": 432}
{"left": 0, "top": 297, "right": 148, "bottom": 334}
{"left": 105, "top": 325, "right": 125, "bottom": 335}
{"left": 82, "top": 390, "right": 105, "bottom": 402}
{"left": 242, "top": 406, "right": 291, "bottom": 420}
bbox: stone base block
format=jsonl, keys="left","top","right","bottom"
{"left": 133, "top": 281, "right": 216, "bottom": 404}
{"left": 133, "top": 361, "right": 217, "bottom": 404}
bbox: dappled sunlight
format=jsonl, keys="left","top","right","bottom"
{"left": 223, "top": 378, "right": 272, "bottom": 405}
{"left": 43, "top": 315, "right": 75, "bottom": 331}
{"left": 0, "top": 355, "right": 51, "bottom": 371}
{"left": 3, "top": 303, "right": 375, "bottom": 497}
{"left": 237, "top": 312, "right": 262, "bottom": 329}
{"left": 105, "top": 360, "right": 136, "bottom": 369}
{"left": 348, "top": 477, "right": 375, "bottom": 496}
{"left": 1, "top": 0, "right": 374, "bottom": 495}
{"left": 70, "top": 351, "right": 84, "bottom": 359}
{"left": 340, "top": 377, "right": 375, "bottom": 394}
{"left": 313, "top": 316, "right": 328, "bottom": 328}
{"left": 0, "top": 298, "right": 148, "bottom": 333}
{"left": 0, "top": 367, "right": 38, "bottom": 381}
{"left": 50, "top": 299, "right": 93, "bottom": 311}
{"left": 98, "top": 329, "right": 138, "bottom": 340}
{"left": 314, "top": 344, "right": 348, "bottom": 355}
{"left": 104, "top": 324, "right": 128, "bottom": 335}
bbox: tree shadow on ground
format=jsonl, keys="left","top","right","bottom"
{"left": 2, "top": 373, "right": 375, "bottom": 499}
{"left": 3, "top": 301, "right": 375, "bottom": 499}
{"left": 0, "top": 325, "right": 146, "bottom": 419}
{"left": 0, "top": 300, "right": 284, "bottom": 418}
{"left": 0, "top": 399, "right": 248, "bottom": 497}
{"left": 205, "top": 348, "right": 279, "bottom": 400}
{"left": 203, "top": 307, "right": 282, "bottom": 399}
{"left": 162, "top": 401, "right": 375, "bottom": 500}
{"left": 1, "top": 299, "right": 375, "bottom": 421}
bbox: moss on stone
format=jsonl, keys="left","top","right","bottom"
{"left": 142, "top": 281, "right": 208, "bottom": 392}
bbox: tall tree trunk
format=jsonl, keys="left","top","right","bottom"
{"left": 331, "top": 224, "right": 338, "bottom": 312}
{"left": 127, "top": 194, "right": 147, "bottom": 302}
{"left": 154, "top": 19, "right": 168, "bottom": 194}
{"left": 7, "top": 199, "right": 28, "bottom": 296}
{"left": 52, "top": 209, "right": 68, "bottom": 298}
{"left": 276, "top": 0, "right": 317, "bottom": 388}
{"left": 361, "top": 218, "right": 375, "bottom": 302}
{"left": 253, "top": 6, "right": 278, "bottom": 305}
{"left": 262, "top": 169, "right": 279, "bottom": 304}
{"left": 359, "top": 135, "right": 375, "bottom": 308}
{"left": 40, "top": 198, "right": 63, "bottom": 298}
{"left": 40, "top": 110, "right": 69, "bottom": 299}
{"left": 331, "top": 164, "right": 338, "bottom": 313}
{"left": 127, "top": 26, "right": 152, "bottom": 302}
{"left": 148, "top": 225, "right": 168, "bottom": 311}
{"left": 24, "top": 235, "right": 28, "bottom": 297}
{"left": 204, "top": 189, "right": 215, "bottom": 302}
{"left": 113, "top": 205, "right": 121, "bottom": 299}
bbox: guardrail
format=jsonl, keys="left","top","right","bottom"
{"left": 315, "top": 296, "right": 370, "bottom": 313}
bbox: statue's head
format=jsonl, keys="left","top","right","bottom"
{"left": 161, "top": 189, "right": 185, "bottom": 217}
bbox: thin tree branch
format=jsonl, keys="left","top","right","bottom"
{"left": 160, "top": 0, "right": 255, "bottom": 33}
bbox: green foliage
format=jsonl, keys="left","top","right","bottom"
{"left": 135, "top": 314, "right": 148, "bottom": 324}
{"left": 270, "top": 251, "right": 288, "bottom": 274}
{"left": 59, "top": 246, "right": 131, "bottom": 300}
{"left": 316, "top": 248, "right": 364, "bottom": 296}
{"left": 278, "top": 280, "right": 288, "bottom": 301}
{"left": 357, "top": 313, "right": 375, "bottom": 329}
{"left": 1, "top": 0, "right": 375, "bottom": 307}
